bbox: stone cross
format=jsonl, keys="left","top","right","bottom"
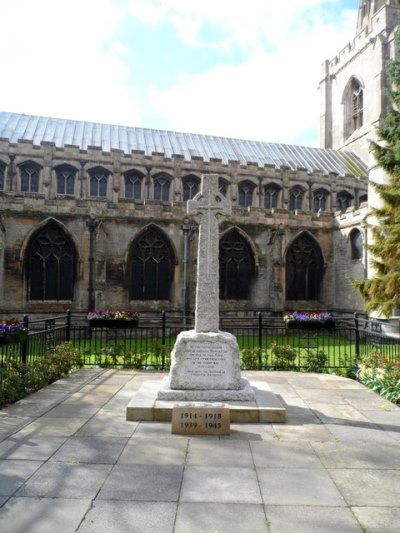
{"left": 187, "top": 174, "right": 231, "bottom": 333}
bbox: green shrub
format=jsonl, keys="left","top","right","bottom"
{"left": 357, "top": 351, "right": 400, "bottom": 404}
{"left": 240, "top": 348, "right": 261, "bottom": 370}
{"left": 0, "top": 342, "right": 84, "bottom": 408}
{"left": 303, "top": 349, "right": 328, "bottom": 373}
{"left": 271, "top": 343, "right": 297, "bottom": 370}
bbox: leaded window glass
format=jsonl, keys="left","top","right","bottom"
{"left": 350, "top": 229, "right": 363, "bottom": 260}
{"left": 286, "top": 233, "right": 323, "bottom": 301}
{"left": 26, "top": 223, "right": 76, "bottom": 300}
{"left": 264, "top": 184, "right": 280, "bottom": 209}
{"left": 182, "top": 176, "right": 199, "bottom": 201}
{"left": 219, "top": 229, "right": 255, "bottom": 300}
{"left": 20, "top": 162, "right": 40, "bottom": 192}
{"left": 89, "top": 167, "right": 108, "bottom": 197}
{"left": 238, "top": 181, "right": 254, "bottom": 208}
{"left": 289, "top": 186, "right": 304, "bottom": 211}
{"left": 129, "top": 227, "right": 174, "bottom": 300}
{"left": 337, "top": 191, "right": 353, "bottom": 213}
{"left": 56, "top": 165, "right": 76, "bottom": 195}
{"left": 125, "top": 171, "right": 143, "bottom": 200}
{"left": 313, "top": 188, "right": 328, "bottom": 213}
{"left": 352, "top": 79, "right": 363, "bottom": 131}
{"left": 153, "top": 174, "right": 170, "bottom": 201}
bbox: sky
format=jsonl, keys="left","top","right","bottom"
{"left": 1, "top": 0, "right": 358, "bottom": 146}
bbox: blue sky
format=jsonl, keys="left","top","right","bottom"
{"left": 1, "top": 0, "right": 358, "bottom": 146}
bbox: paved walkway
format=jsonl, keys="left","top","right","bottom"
{"left": 0, "top": 369, "right": 399, "bottom": 533}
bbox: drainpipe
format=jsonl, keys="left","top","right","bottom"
{"left": 182, "top": 220, "right": 193, "bottom": 328}
{"left": 86, "top": 217, "right": 99, "bottom": 311}
{"left": 79, "top": 159, "right": 86, "bottom": 199}
{"left": 8, "top": 153, "right": 15, "bottom": 191}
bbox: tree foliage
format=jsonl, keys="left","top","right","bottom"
{"left": 354, "top": 29, "right": 400, "bottom": 316}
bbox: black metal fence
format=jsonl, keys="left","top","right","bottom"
{"left": 1, "top": 311, "right": 400, "bottom": 375}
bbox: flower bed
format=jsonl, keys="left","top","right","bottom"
{"left": 0, "top": 318, "right": 28, "bottom": 345}
{"left": 284, "top": 311, "right": 335, "bottom": 330}
{"left": 87, "top": 310, "right": 139, "bottom": 328}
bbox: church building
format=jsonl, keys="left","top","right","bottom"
{"left": 0, "top": 1, "right": 398, "bottom": 321}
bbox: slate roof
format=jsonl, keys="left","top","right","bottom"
{"left": 0, "top": 111, "right": 368, "bottom": 178}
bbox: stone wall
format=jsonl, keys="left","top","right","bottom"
{"left": 0, "top": 137, "right": 367, "bottom": 318}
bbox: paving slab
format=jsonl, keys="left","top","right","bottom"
{"left": 352, "top": 507, "right": 400, "bottom": 533}
{"left": 0, "top": 435, "right": 67, "bottom": 460}
{"left": 77, "top": 413, "right": 139, "bottom": 437}
{"left": 329, "top": 469, "right": 400, "bottom": 506}
{"left": 77, "top": 501, "right": 177, "bottom": 533}
{"left": 271, "top": 422, "right": 335, "bottom": 442}
{"left": 258, "top": 467, "right": 346, "bottom": 506}
{"left": 180, "top": 466, "right": 262, "bottom": 504}
{"left": 186, "top": 439, "right": 253, "bottom": 467}
{"left": 117, "top": 437, "right": 188, "bottom": 465}
{"left": 250, "top": 440, "right": 323, "bottom": 468}
{"left": 16, "top": 416, "right": 88, "bottom": 437}
{"left": 16, "top": 462, "right": 112, "bottom": 498}
{"left": 0, "top": 416, "right": 33, "bottom": 441}
{"left": 50, "top": 436, "right": 128, "bottom": 464}
{"left": 265, "top": 506, "right": 362, "bottom": 533}
{"left": 97, "top": 464, "right": 183, "bottom": 501}
{"left": 174, "top": 502, "right": 268, "bottom": 533}
{"left": 312, "top": 441, "right": 400, "bottom": 469}
{"left": 324, "top": 422, "right": 398, "bottom": 444}
{"left": 0, "top": 459, "right": 43, "bottom": 495}
{"left": 0, "top": 497, "right": 91, "bottom": 533}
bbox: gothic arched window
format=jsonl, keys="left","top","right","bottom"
{"left": 26, "top": 223, "right": 76, "bottom": 301}
{"left": 129, "top": 226, "right": 174, "bottom": 300}
{"left": 350, "top": 229, "right": 363, "bottom": 260}
{"left": 219, "top": 229, "right": 255, "bottom": 300}
{"left": 264, "top": 184, "right": 280, "bottom": 209}
{"left": 337, "top": 191, "right": 353, "bottom": 213}
{"left": 55, "top": 164, "right": 77, "bottom": 195}
{"left": 153, "top": 173, "right": 170, "bottom": 202}
{"left": 20, "top": 161, "right": 40, "bottom": 193}
{"left": 182, "top": 175, "right": 200, "bottom": 201}
{"left": 286, "top": 233, "right": 324, "bottom": 301}
{"left": 289, "top": 186, "right": 304, "bottom": 212}
{"left": 89, "top": 167, "right": 109, "bottom": 197}
{"left": 0, "top": 162, "right": 4, "bottom": 191}
{"left": 124, "top": 170, "right": 144, "bottom": 200}
{"left": 238, "top": 181, "right": 255, "bottom": 208}
{"left": 313, "top": 188, "right": 329, "bottom": 213}
{"left": 344, "top": 77, "right": 363, "bottom": 139}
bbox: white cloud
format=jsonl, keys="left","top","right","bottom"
{"left": 148, "top": 8, "right": 356, "bottom": 144}
{"left": 0, "top": 0, "right": 142, "bottom": 126}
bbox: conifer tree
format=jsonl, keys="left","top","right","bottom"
{"left": 354, "top": 29, "right": 400, "bottom": 316}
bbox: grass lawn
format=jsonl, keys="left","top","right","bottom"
{"left": 67, "top": 329, "right": 363, "bottom": 372}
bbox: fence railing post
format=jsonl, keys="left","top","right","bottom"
{"left": 354, "top": 312, "right": 360, "bottom": 358}
{"left": 22, "top": 314, "right": 29, "bottom": 367}
{"left": 66, "top": 310, "right": 71, "bottom": 342}
{"left": 258, "top": 312, "right": 262, "bottom": 368}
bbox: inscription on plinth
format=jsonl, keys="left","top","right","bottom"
{"left": 185, "top": 342, "right": 229, "bottom": 380}
{"left": 171, "top": 403, "right": 230, "bottom": 435}
{"left": 169, "top": 331, "right": 242, "bottom": 391}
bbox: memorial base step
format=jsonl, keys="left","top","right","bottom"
{"left": 126, "top": 378, "right": 286, "bottom": 423}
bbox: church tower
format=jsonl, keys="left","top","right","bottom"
{"left": 319, "top": 0, "right": 400, "bottom": 163}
